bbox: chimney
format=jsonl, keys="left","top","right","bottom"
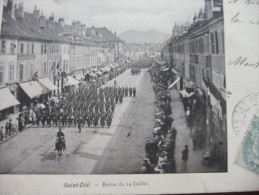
{"left": 59, "top": 18, "right": 65, "bottom": 27}
{"left": 39, "top": 11, "right": 45, "bottom": 28}
{"left": 49, "top": 12, "right": 54, "bottom": 21}
{"left": 33, "top": 6, "right": 40, "bottom": 20}
{"left": 6, "top": 0, "right": 15, "bottom": 20}
{"left": 204, "top": 0, "right": 213, "bottom": 19}
{"left": 91, "top": 26, "right": 95, "bottom": 35}
{"left": 16, "top": 2, "right": 24, "bottom": 18}
{"left": 49, "top": 12, "right": 54, "bottom": 28}
{"left": 80, "top": 24, "right": 86, "bottom": 36}
{"left": 193, "top": 12, "right": 197, "bottom": 23}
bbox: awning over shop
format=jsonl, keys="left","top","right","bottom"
{"left": 209, "top": 92, "right": 218, "bottom": 107}
{"left": 113, "top": 62, "right": 120, "bottom": 68}
{"left": 74, "top": 72, "right": 84, "bottom": 80}
{"left": 101, "top": 67, "right": 111, "bottom": 72}
{"left": 171, "top": 68, "right": 178, "bottom": 75}
{"left": 38, "top": 77, "right": 58, "bottom": 91}
{"left": 64, "top": 76, "right": 80, "bottom": 87}
{"left": 19, "top": 81, "right": 45, "bottom": 99}
{"left": 0, "top": 88, "right": 20, "bottom": 111}
{"left": 109, "top": 63, "right": 115, "bottom": 69}
{"left": 168, "top": 77, "right": 180, "bottom": 89}
{"left": 180, "top": 89, "right": 195, "bottom": 98}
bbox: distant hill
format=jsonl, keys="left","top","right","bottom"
{"left": 118, "top": 29, "right": 170, "bottom": 44}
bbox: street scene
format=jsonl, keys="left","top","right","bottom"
{"left": 0, "top": 0, "right": 227, "bottom": 174}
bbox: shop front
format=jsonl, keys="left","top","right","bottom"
{"left": 0, "top": 87, "right": 20, "bottom": 121}
{"left": 38, "top": 77, "right": 58, "bottom": 102}
{"left": 18, "top": 80, "right": 46, "bottom": 111}
{"left": 63, "top": 76, "right": 80, "bottom": 92}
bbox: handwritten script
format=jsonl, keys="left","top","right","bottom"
{"left": 228, "top": 0, "right": 259, "bottom": 5}
{"left": 228, "top": 56, "right": 259, "bottom": 69}
{"left": 228, "top": 0, "right": 259, "bottom": 25}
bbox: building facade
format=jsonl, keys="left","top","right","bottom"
{"left": 168, "top": 0, "right": 226, "bottom": 153}
{"left": 0, "top": 0, "right": 122, "bottom": 119}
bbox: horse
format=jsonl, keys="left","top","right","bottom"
{"left": 56, "top": 138, "right": 66, "bottom": 158}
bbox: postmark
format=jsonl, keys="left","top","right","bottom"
{"left": 232, "top": 93, "right": 259, "bottom": 135}
{"left": 235, "top": 115, "right": 259, "bottom": 174}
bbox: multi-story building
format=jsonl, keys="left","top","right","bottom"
{"left": 169, "top": 0, "right": 226, "bottom": 152}
{"left": 87, "top": 26, "right": 122, "bottom": 61}
{"left": 0, "top": 0, "right": 122, "bottom": 119}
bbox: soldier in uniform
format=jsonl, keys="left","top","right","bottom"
{"left": 93, "top": 113, "right": 99, "bottom": 127}
{"left": 41, "top": 113, "right": 46, "bottom": 127}
{"left": 107, "top": 113, "right": 112, "bottom": 127}
{"left": 47, "top": 113, "right": 52, "bottom": 127}
{"left": 133, "top": 87, "right": 136, "bottom": 98}
{"left": 129, "top": 87, "right": 133, "bottom": 97}
{"left": 36, "top": 113, "right": 41, "bottom": 127}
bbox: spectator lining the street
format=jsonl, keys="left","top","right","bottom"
{"left": 141, "top": 61, "right": 177, "bottom": 174}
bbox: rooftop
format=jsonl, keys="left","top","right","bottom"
{"left": 1, "top": 2, "right": 119, "bottom": 47}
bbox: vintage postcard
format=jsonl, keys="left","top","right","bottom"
{"left": 0, "top": 0, "right": 258, "bottom": 194}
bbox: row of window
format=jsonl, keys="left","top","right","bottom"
{"left": 0, "top": 50, "right": 108, "bottom": 84}
{"left": 1, "top": 41, "right": 16, "bottom": 54}
{"left": 173, "top": 30, "right": 224, "bottom": 55}
{"left": 1, "top": 40, "right": 104, "bottom": 56}
{"left": 19, "top": 43, "right": 34, "bottom": 55}
{"left": 0, "top": 64, "right": 14, "bottom": 84}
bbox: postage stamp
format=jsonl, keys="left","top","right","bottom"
{"left": 236, "top": 115, "right": 259, "bottom": 174}
{"left": 232, "top": 93, "right": 259, "bottom": 135}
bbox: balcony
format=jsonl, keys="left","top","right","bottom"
{"left": 18, "top": 54, "right": 35, "bottom": 61}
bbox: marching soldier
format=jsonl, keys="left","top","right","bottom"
{"left": 133, "top": 87, "right": 136, "bottom": 98}
{"left": 129, "top": 87, "right": 132, "bottom": 97}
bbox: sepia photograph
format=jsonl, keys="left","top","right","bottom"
{"left": 0, "top": 0, "right": 227, "bottom": 175}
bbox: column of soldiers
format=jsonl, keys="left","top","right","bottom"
{"left": 33, "top": 84, "right": 137, "bottom": 129}
{"left": 131, "top": 68, "right": 141, "bottom": 75}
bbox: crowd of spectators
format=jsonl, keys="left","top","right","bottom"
{"left": 141, "top": 62, "right": 177, "bottom": 174}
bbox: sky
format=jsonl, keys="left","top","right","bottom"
{"left": 10, "top": 0, "right": 204, "bottom": 34}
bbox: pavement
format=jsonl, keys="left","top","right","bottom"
{"left": 169, "top": 89, "right": 219, "bottom": 173}
{"left": 0, "top": 114, "right": 34, "bottom": 145}
{"left": 92, "top": 70, "right": 155, "bottom": 174}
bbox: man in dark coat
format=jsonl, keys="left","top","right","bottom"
{"left": 129, "top": 87, "right": 132, "bottom": 97}
{"left": 133, "top": 87, "right": 136, "bottom": 98}
{"left": 145, "top": 140, "right": 152, "bottom": 158}
{"left": 78, "top": 117, "right": 82, "bottom": 133}
{"left": 181, "top": 145, "right": 189, "bottom": 171}
{"left": 5, "top": 122, "right": 9, "bottom": 137}
{"left": 8, "top": 119, "right": 12, "bottom": 136}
